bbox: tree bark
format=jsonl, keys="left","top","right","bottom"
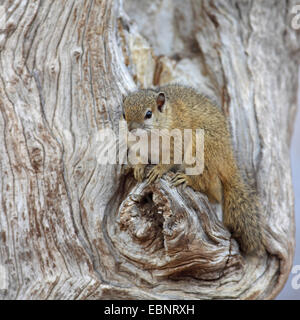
{"left": 0, "top": 0, "right": 298, "bottom": 300}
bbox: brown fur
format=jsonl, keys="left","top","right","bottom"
{"left": 123, "top": 84, "right": 264, "bottom": 255}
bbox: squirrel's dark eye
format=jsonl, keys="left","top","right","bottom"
{"left": 145, "top": 110, "right": 152, "bottom": 119}
{"left": 123, "top": 112, "right": 126, "bottom": 120}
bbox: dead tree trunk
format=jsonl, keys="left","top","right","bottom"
{"left": 0, "top": 0, "right": 299, "bottom": 299}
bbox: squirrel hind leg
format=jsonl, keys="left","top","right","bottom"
{"left": 172, "top": 169, "right": 223, "bottom": 204}
{"left": 194, "top": 171, "right": 223, "bottom": 204}
{"left": 206, "top": 174, "right": 223, "bottom": 203}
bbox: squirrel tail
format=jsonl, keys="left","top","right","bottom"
{"left": 222, "top": 176, "right": 265, "bottom": 255}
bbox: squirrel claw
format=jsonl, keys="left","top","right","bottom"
{"left": 171, "top": 173, "right": 190, "bottom": 188}
{"left": 146, "top": 165, "right": 165, "bottom": 184}
{"left": 134, "top": 165, "right": 145, "bottom": 182}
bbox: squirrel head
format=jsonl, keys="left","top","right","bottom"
{"left": 122, "top": 89, "right": 170, "bottom": 132}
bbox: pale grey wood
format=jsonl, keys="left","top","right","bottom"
{"left": 0, "top": 0, "right": 298, "bottom": 300}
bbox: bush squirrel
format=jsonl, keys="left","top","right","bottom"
{"left": 123, "top": 84, "right": 264, "bottom": 255}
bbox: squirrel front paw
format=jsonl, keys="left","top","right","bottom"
{"left": 171, "top": 172, "right": 191, "bottom": 189}
{"left": 146, "top": 164, "right": 169, "bottom": 184}
{"left": 133, "top": 164, "right": 146, "bottom": 182}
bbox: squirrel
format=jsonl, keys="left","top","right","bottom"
{"left": 122, "top": 84, "right": 264, "bottom": 255}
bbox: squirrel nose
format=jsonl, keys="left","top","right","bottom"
{"left": 128, "top": 122, "right": 139, "bottom": 131}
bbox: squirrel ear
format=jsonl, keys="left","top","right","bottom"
{"left": 156, "top": 92, "right": 165, "bottom": 112}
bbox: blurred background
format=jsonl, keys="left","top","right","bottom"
{"left": 277, "top": 70, "right": 300, "bottom": 300}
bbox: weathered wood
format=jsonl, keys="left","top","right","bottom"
{"left": 0, "top": 0, "right": 298, "bottom": 299}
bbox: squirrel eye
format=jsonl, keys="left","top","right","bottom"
{"left": 145, "top": 110, "right": 152, "bottom": 119}
{"left": 123, "top": 112, "right": 126, "bottom": 120}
